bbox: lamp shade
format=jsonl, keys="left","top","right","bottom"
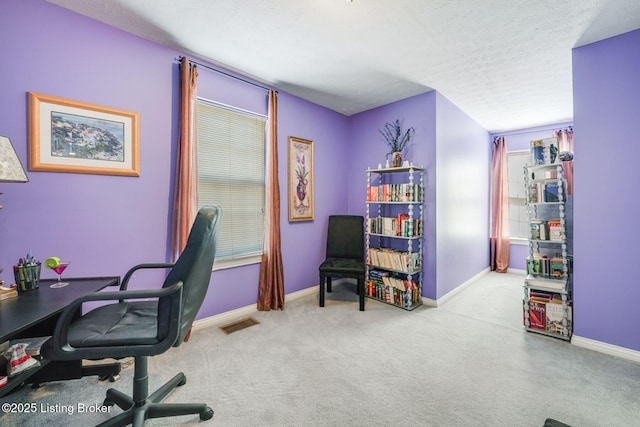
{"left": 0, "top": 136, "right": 28, "bottom": 183}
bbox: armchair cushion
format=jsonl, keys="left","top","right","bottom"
{"left": 67, "top": 300, "right": 159, "bottom": 348}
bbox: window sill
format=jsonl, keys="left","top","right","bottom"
{"left": 510, "top": 238, "right": 529, "bottom": 246}
{"left": 213, "top": 254, "right": 263, "bottom": 271}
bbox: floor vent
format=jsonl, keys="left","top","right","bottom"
{"left": 219, "top": 317, "right": 260, "bottom": 335}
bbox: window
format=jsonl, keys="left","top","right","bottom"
{"left": 507, "top": 151, "right": 530, "bottom": 241}
{"left": 196, "top": 99, "right": 266, "bottom": 268}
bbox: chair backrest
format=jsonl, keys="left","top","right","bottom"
{"left": 158, "top": 206, "right": 221, "bottom": 345}
{"left": 326, "top": 215, "right": 364, "bottom": 260}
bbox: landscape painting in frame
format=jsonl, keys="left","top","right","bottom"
{"left": 28, "top": 92, "right": 140, "bottom": 176}
{"left": 288, "top": 136, "right": 314, "bottom": 222}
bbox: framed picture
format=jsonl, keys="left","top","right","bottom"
{"left": 288, "top": 136, "right": 314, "bottom": 222}
{"left": 28, "top": 92, "right": 140, "bottom": 176}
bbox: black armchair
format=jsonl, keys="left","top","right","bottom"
{"left": 318, "top": 215, "right": 366, "bottom": 311}
{"left": 42, "top": 206, "right": 222, "bottom": 427}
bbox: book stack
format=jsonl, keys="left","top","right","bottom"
{"left": 547, "top": 219, "right": 562, "bottom": 241}
{"left": 524, "top": 291, "right": 572, "bottom": 335}
{"left": 367, "top": 269, "right": 418, "bottom": 308}
{"left": 531, "top": 137, "right": 560, "bottom": 165}
{"left": 528, "top": 219, "right": 563, "bottom": 241}
{"left": 527, "top": 180, "right": 564, "bottom": 204}
{"left": 367, "top": 248, "right": 421, "bottom": 273}
{"left": 367, "top": 183, "right": 421, "bottom": 202}
{"left": 368, "top": 215, "right": 421, "bottom": 237}
{"left": 529, "top": 219, "right": 547, "bottom": 240}
{"left": 527, "top": 253, "right": 567, "bottom": 278}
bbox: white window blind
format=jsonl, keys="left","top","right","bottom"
{"left": 196, "top": 99, "right": 266, "bottom": 266}
{"left": 507, "top": 151, "right": 530, "bottom": 240}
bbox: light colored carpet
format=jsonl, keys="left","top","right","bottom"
{"left": 1, "top": 271, "right": 639, "bottom": 426}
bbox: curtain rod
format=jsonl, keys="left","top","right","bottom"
{"left": 177, "top": 56, "right": 275, "bottom": 93}
{"left": 492, "top": 125, "right": 573, "bottom": 138}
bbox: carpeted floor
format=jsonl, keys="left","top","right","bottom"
{"left": 1, "top": 271, "right": 639, "bottom": 426}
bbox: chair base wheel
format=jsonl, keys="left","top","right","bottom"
{"left": 201, "top": 407, "right": 214, "bottom": 421}
{"left": 178, "top": 376, "right": 187, "bottom": 387}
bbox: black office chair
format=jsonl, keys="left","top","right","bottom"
{"left": 42, "top": 206, "right": 222, "bottom": 427}
{"left": 319, "top": 215, "right": 366, "bottom": 311}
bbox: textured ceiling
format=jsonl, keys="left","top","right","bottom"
{"left": 48, "top": 0, "right": 640, "bottom": 132}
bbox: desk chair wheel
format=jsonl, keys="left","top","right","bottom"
{"left": 178, "top": 376, "right": 187, "bottom": 387}
{"left": 200, "top": 406, "right": 214, "bottom": 421}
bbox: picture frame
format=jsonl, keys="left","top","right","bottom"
{"left": 28, "top": 92, "right": 140, "bottom": 176}
{"left": 288, "top": 136, "right": 314, "bottom": 222}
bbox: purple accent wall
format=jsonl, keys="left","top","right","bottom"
{"left": 346, "top": 92, "right": 490, "bottom": 300}
{"left": 347, "top": 93, "right": 438, "bottom": 298}
{"left": 0, "top": 0, "right": 348, "bottom": 319}
{"left": 434, "top": 92, "right": 490, "bottom": 298}
{"left": 573, "top": 29, "right": 640, "bottom": 351}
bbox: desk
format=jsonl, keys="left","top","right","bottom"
{"left": 0, "top": 277, "right": 119, "bottom": 397}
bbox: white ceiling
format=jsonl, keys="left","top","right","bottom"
{"left": 48, "top": 0, "right": 640, "bottom": 132}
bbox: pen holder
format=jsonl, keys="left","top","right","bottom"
{"left": 13, "top": 264, "right": 41, "bottom": 293}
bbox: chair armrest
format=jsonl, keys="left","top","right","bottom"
{"left": 46, "top": 281, "right": 183, "bottom": 360}
{"left": 120, "top": 263, "right": 174, "bottom": 290}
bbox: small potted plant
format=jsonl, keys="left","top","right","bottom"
{"left": 379, "top": 119, "right": 414, "bottom": 167}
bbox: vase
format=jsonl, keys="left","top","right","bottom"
{"left": 392, "top": 152, "right": 402, "bottom": 168}
{"left": 296, "top": 179, "right": 307, "bottom": 205}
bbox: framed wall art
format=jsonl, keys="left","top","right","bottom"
{"left": 28, "top": 92, "right": 140, "bottom": 176}
{"left": 288, "top": 136, "right": 314, "bottom": 222}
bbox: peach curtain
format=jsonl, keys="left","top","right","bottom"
{"left": 171, "top": 57, "right": 199, "bottom": 260}
{"left": 490, "top": 136, "right": 510, "bottom": 273}
{"left": 554, "top": 127, "right": 574, "bottom": 195}
{"left": 257, "top": 90, "right": 285, "bottom": 311}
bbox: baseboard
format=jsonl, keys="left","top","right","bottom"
{"left": 435, "top": 267, "right": 490, "bottom": 307}
{"left": 192, "top": 285, "right": 317, "bottom": 331}
{"left": 571, "top": 335, "right": 640, "bottom": 364}
{"left": 507, "top": 268, "right": 526, "bottom": 275}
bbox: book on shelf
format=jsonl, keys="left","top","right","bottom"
{"left": 531, "top": 137, "right": 560, "bottom": 165}
{"left": 546, "top": 301, "right": 572, "bottom": 335}
{"left": 529, "top": 219, "right": 564, "bottom": 242}
{"left": 367, "top": 269, "right": 418, "bottom": 308}
{"left": 524, "top": 291, "right": 572, "bottom": 335}
{"left": 547, "top": 219, "right": 562, "bottom": 241}
{"left": 526, "top": 179, "right": 564, "bottom": 204}
{"left": 527, "top": 253, "right": 571, "bottom": 277}
{"left": 528, "top": 300, "right": 547, "bottom": 331}
{"left": 367, "top": 216, "right": 421, "bottom": 237}
{"left": 368, "top": 248, "right": 421, "bottom": 273}
{"left": 549, "top": 257, "right": 565, "bottom": 277}
{"left": 366, "top": 183, "right": 421, "bottom": 203}
{"left": 543, "top": 180, "right": 561, "bottom": 202}
{"left": 527, "top": 252, "right": 551, "bottom": 276}
{"left": 529, "top": 290, "right": 557, "bottom": 303}
{"left": 529, "top": 219, "right": 547, "bottom": 240}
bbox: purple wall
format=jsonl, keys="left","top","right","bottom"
{"left": 347, "top": 93, "right": 438, "bottom": 298}
{"left": 346, "top": 92, "right": 490, "bottom": 300}
{"left": 0, "top": 0, "right": 348, "bottom": 319}
{"left": 573, "top": 29, "right": 640, "bottom": 351}
{"left": 434, "top": 92, "right": 490, "bottom": 298}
